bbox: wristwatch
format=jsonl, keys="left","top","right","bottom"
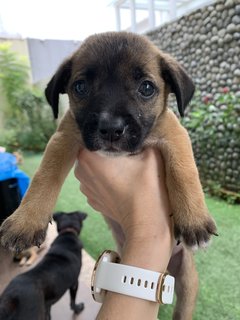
{"left": 91, "top": 250, "right": 175, "bottom": 304}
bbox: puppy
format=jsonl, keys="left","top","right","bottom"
{"left": 0, "top": 32, "right": 217, "bottom": 319}
{"left": 0, "top": 211, "right": 87, "bottom": 320}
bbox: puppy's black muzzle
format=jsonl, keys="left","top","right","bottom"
{"left": 78, "top": 108, "right": 151, "bottom": 154}
{"left": 98, "top": 114, "right": 126, "bottom": 142}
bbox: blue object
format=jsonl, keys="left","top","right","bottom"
{"left": 0, "top": 152, "right": 30, "bottom": 198}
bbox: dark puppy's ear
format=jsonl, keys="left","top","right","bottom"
{"left": 160, "top": 53, "right": 195, "bottom": 117}
{"left": 45, "top": 59, "right": 72, "bottom": 119}
{"left": 53, "top": 212, "right": 64, "bottom": 222}
{"left": 78, "top": 212, "right": 87, "bottom": 221}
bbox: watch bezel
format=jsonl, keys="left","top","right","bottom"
{"left": 156, "top": 273, "right": 165, "bottom": 303}
{"left": 91, "top": 250, "right": 120, "bottom": 303}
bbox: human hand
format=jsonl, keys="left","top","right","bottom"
{"left": 74, "top": 148, "right": 172, "bottom": 243}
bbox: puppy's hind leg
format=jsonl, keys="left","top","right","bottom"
{"left": 168, "top": 247, "right": 198, "bottom": 320}
{"left": 69, "top": 282, "right": 84, "bottom": 314}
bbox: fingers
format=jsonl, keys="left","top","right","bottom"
{"left": 80, "top": 183, "right": 94, "bottom": 197}
{"left": 80, "top": 184, "right": 102, "bottom": 211}
{"left": 74, "top": 160, "right": 83, "bottom": 180}
{"left": 80, "top": 181, "right": 117, "bottom": 221}
{"left": 86, "top": 197, "right": 102, "bottom": 212}
{"left": 80, "top": 182, "right": 107, "bottom": 215}
{"left": 74, "top": 158, "right": 90, "bottom": 181}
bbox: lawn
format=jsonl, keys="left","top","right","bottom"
{"left": 20, "top": 152, "right": 240, "bottom": 320}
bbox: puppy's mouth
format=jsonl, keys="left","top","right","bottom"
{"left": 96, "top": 143, "right": 135, "bottom": 157}
{"left": 92, "top": 137, "right": 141, "bottom": 156}
{"left": 97, "top": 150, "right": 131, "bottom": 157}
{"left": 101, "top": 145, "right": 123, "bottom": 154}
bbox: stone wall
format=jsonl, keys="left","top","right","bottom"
{"left": 147, "top": 0, "right": 240, "bottom": 97}
{"left": 146, "top": 0, "right": 240, "bottom": 196}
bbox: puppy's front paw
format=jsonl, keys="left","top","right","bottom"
{"left": 174, "top": 214, "right": 217, "bottom": 250}
{"left": 0, "top": 211, "right": 48, "bottom": 252}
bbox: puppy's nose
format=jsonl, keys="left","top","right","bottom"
{"left": 98, "top": 117, "right": 126, "bottom": 142}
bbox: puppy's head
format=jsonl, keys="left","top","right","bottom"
{"left": 53, "top": 211, "right": 87, "bottom": 235}
{"left": 45, "top": 32, "right": 194, "bottom": 155}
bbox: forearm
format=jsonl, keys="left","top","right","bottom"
{"left": 97, "top": 208, "right": 174, "bottom": 320}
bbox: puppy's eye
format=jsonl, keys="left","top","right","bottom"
{"left": 138, "top": 81, "right": 155, "bottom": 98}
{"left": 73, "top": 80, "right": 89, "bottom": 97}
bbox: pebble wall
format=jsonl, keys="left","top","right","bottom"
{"left": 147, "top": 0, "right": 240, "bottom": 195}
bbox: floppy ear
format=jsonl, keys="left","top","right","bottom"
{"left": 45, "top": 59, "right": 72, "bottom": 119}
{"left": 78, "top": 212, "right": 87, "bottom": 221}
{"left": 160, "top": 53, "right": 195, "bottom": 117}
{"left": 53, "top": 212, "right": 64, "bottom": 222}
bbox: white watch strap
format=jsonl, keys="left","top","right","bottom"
{"left": 94, "top": 255, "right": 174, "bottom": 304}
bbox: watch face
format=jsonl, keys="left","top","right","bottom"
{"left": 91, "top": 250, "right": 120, "bottom": 303}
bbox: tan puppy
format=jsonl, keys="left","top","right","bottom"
{"left": 0, "top": 32, "right": 217, "bottom": 319}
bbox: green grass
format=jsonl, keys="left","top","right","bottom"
{"left": 20, "top": 152, "right": 240, "bottom": 320}
{"left": 158, "top": 195, "right": 240, "bottom": 320}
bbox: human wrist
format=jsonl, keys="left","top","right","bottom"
{"left": 122, "top": 230, "right": 174, "bottom": 273}
{"left": 122, "top": 197, "right": 172, "bottom": 241}
{"left": 120, "top": 194, "right": 173, "bottom": 273}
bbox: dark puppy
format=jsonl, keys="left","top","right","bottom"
{"left": 0, "top": 211, "right": 87, "bottom": 320}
